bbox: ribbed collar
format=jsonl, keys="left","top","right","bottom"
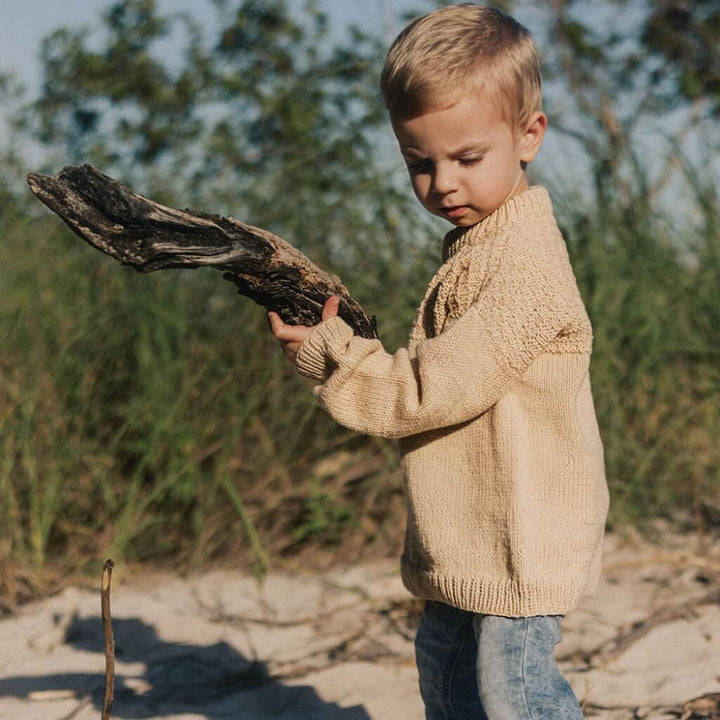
{"left": 442, "top": 186, "right": 552, "bottom": 262}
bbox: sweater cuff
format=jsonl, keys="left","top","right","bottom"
{"left": 295, "top": 316, "right": 354, "bottom": 382}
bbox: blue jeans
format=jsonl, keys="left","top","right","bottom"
{"left": 415, "top": 601, "right": 583, "bottom": 720}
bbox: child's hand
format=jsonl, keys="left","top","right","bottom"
{"left": 268, "top": 295, "right": 340, "bottom": 362}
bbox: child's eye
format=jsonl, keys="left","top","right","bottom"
{"left": 458, "top": 156, "right": 481, "bottom": 166}
{"left": 406, "top": 159, "right": 433, "bottom": 174}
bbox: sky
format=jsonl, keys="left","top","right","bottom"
{"left": 0, "top": 0, "right": 417, "bottom": 96}
{"left": 0, "top": 0, "right": 431, "bottom": 171}
{"left": 2, "top": 0, "right": 691, "bottom": 201}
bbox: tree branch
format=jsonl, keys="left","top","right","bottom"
{"left": 26, "top": 164, "right": 378, "bottom": 339}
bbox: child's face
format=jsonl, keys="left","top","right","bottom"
{"left": 392, "top": 93, "right": 545, "bottom": 227}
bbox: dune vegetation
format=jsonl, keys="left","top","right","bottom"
{"left": 0, "top": 0, "right": 717, "bottom": 583}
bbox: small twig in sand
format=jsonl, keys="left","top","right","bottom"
{"left": 203, "top": 600, "right": 367, "bottom": 629}
{"left": 28, "top": 690, "right": 77, "bottom": 701}
{"left": 680, "top": 692, "right": 720, "bottom": 720}
{"left": 101, "top": 559, "right": 115, "bottom": 720}
{"left": 582, "top": 701, "right": 683, "bottom": 717}
{"left": 589, "top": 588, "right": 720, "bottom": 666}
{"left": 60, "top": 696, "right": 93, "bottom": 720}
{"left": 604, "top": 552, "right": 720, "bottom": 575}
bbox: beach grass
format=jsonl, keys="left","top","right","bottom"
{"left": 0, "top": 177, "right": 718, "bottom": 578}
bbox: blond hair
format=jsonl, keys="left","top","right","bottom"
{"left": 380, "top": 4, "right": 542, "bottom": 130}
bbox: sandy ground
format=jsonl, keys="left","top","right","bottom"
{"left": 1, "top": 530, "right": 719, "bottom": 720}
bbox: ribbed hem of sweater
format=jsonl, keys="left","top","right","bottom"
{"left": 295, "top": 316, "right": 354, "bottom": 382}
{"left": 443, "top": 186, "right": 552, "bottom": 261}
{"left": 401, "top": 561, "right": 597, "bottom": 617}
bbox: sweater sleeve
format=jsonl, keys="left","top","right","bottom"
{"left": 295, "top": 233, "right": 580, "bottom": 439}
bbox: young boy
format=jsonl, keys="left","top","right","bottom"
{"left": 269, "top": 4, "right": 608, "bottom": 718}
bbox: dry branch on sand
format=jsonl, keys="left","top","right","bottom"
{"left": 101, "top": 559, "right": 115, "bottom": 720}
{"left": 26, "top": 164, "right": 377, "bottom": 339}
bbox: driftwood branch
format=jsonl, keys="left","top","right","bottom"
{"left": 26, "top": 165, "right": 378, "bottom": 339}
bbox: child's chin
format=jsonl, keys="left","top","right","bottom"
{"left": 449, "top": 214, "right": 482, "bottom": 227}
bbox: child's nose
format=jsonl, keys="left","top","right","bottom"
{"left": 432, "top": 164, "right": 457, "bottom": 194}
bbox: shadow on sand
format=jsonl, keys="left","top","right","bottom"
{"left": 0, "top": 614, "right": 371, "bottom": 719}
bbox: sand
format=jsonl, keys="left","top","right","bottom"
{"left": 1, "top": 530, "right": 719, "bottom": 720}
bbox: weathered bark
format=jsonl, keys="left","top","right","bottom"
{"left": 26, "top": 165, "right": 378, "bottom": 339}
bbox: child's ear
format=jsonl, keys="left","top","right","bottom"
{"left": 519, "top": 111, "right": 547, "bottom": 164}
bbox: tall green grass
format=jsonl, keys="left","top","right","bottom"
{"left": 0, "top": 198, "right": 408, "bottom": 576}
{"left": 556, "top": 182, "right": 720, "bottom": 531}
{"left": 0, "top": 177, "right": 718, "bottom": 580}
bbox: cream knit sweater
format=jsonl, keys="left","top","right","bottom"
{"left": 296, "top": 187, "right": 609, "bottom": 616}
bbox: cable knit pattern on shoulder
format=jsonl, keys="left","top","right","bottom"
{"left": 295, "top": 187, "right": 608, "bottom": 616}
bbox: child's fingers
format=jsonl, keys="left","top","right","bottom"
{"left": 267, "top": 311, "right": 292, "bottom": 340}
{"left": 267, "top": 310, "right": 281, "bottom": 334}
{"left": 322, "top": 295, "right": 340, "bottom": 321}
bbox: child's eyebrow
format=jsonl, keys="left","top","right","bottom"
{"left": 451, "top": 143, "right": 489, "bottom": 155}
{"left": 400, "top": 142, "right": 490, "bottom": 159}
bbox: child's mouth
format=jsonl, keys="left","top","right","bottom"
{"left": 441, "top": 205, "right": 467, "bottom": 218}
